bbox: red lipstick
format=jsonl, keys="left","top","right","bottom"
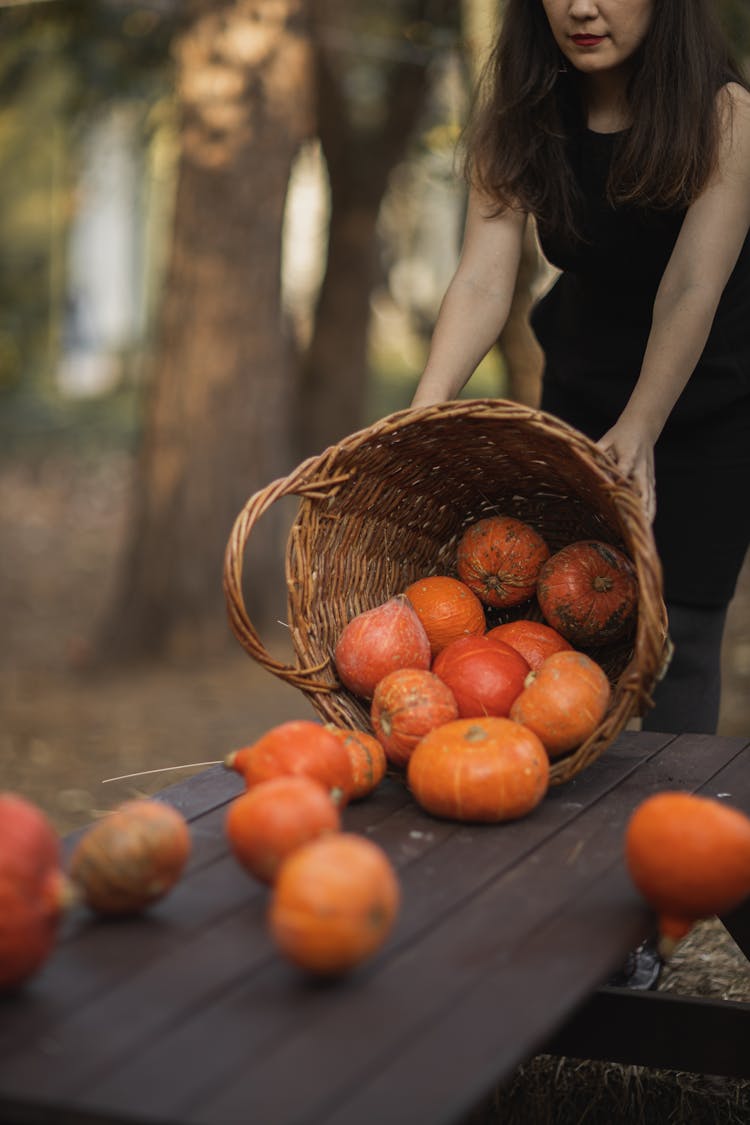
{"left": 571, "top": 34, "right": 605, "bottom": 47}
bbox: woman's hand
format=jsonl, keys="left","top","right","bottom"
{"left": 596, "top": 421, "right": 656, "bottom": 522}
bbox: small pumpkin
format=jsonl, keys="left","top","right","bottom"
{"left": 432, "top": 634, "right": 529, "bottom": 719}
{"left": 334, "top": 595, "right": 431, "bottom": 699}
{"left": 537, "top": 540, "right": 638, "bottom": 646}
{"left": 509, "top": 650, "right": 611, "bottom": 757}
{"left": 407, "top": 717, "right": 549, "bottom": 822}
{"left": 404, "top": 575, "right": 486, "bottom": 656}
{"left": 625, "top": 792, "right": 750, "bottom": 955}
{"left": 69, "top": 798, "right": 191, "bottom": 915}
{"left": 226, "top": 720, "right": 355, "bottom": 807}
{"left": 0, "top": 793, "right": 68, "bottom": 990}
{"left": 325, "top": 727, "right": 388, "bottom": 800}
{"left": 486, "top": 619, "right": 572, "bottom": 671}
{"left": 456, "top": 515, "right": 550, "bottom": 608}
{"left": 370, "top": 668, "right": 459, "bottom": 769}
{"left": 226, "top": 776, "right": 341, "bottom": 885}
{"left": 269, "top": 833, "right": 400, "bottom": 975}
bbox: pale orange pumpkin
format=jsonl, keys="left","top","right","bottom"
{"left": 333, "top": 595, "right": 431, "bottom": 699}
{"left": 407, "top": 717, "right": 549, "bottom": 822}
{"left": 404, "top": 575, "right": 486, "bottom": 655}
{"left": 509, "top": 650, "right": 611, "bottom": 756}
{"left": 269, "top": 833, "right": 400, "bottom": 975}
{"left": 69, "top": 798, "right": 191, "bottom": 916}
{"left": 370, "top": 667, "right": 459, "bottom": 768}
{"left": 225, "top": 776, "right": 340, "bottom": 884}
{"left": 625, "top": 791, "right": 750, "bottom": 954}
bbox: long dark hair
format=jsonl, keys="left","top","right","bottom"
{"left": 464, "top": 0, "right": 748, "bottom": 240}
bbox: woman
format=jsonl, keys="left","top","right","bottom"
{"left": 411, "top": 0, "right": 750, "bottom": 735}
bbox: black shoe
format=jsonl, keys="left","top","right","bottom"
{"left": 607, "top": 938, "right": 663, "bottom": 990}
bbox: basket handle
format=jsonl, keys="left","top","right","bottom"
{"left": 223, "top": 462, "right": 353, "bottom": 692}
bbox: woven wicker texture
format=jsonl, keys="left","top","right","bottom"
{"left": 224, "top": 400, "right": 669, "bottom": 784}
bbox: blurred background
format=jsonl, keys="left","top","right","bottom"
{"left": 2, "top": 0, "right": 750, "bottom": 838}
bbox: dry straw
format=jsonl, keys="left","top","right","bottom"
{"left": 223, "top": 399, "right": 670, "bottom": 785}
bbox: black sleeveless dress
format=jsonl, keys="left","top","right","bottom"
{"left": 531, "top": 127, "right": 750, "bottom": 608}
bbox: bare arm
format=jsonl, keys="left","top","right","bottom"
{"left": 598, "top": 84, "right": 750, "bottom": 519}
{"left": 410, "top": 189, "right": 528, "bottom": 408}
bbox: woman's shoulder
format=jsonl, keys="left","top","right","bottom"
{"left": 716, "top": 81, "right": 750, "bottom": 124}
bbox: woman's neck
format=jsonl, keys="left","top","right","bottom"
{"left": 581, "top": 68, "right": 633, "bottom": 134}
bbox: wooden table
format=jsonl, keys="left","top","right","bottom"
{"left": 1, "top": 730, "right": 748, "bottom": 1125}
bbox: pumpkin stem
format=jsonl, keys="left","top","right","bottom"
{"left": 657, "top": 913, "right": 693, "bottom": 959}
{"left": 464, "top": 725, "right": 489, "bottom": 744}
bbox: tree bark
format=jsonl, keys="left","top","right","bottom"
{"left": 295, "top": 1, "right": 458, "bottom": 458}
{"left": 98, "top": 0, "right": 315, "bottom": 661}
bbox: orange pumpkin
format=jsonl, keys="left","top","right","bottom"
{"left": 226, "top": 720, "right": 355, "bottom": 807}
{"left": 407, "top": 717, "right": 549, "bottom": 822}
{"left": 334, "top": 595, "right": 431, "bottom": 699}
{"left": 370, "top": 668, "right": 459, "bottom": 769}
{"left": 509, "top": 650, "right": 611, "bottom": 756}
{"left": 269, "top": 833, "right": 400, "bottom": 975}
{"left": 0, "top": 793, "right": 68, "bottom": 990}
{"left": 404, "top": 575, "right": 486, "bottom": 655}
{"left": 326, "top": 727, "right": 387, "bottom": 800}
{"left": 625, "top": 792, "right": 750, "bottom": 954}
{"left": 432, "top": 634, "right": 529, "bottom": 718}
{"left": 69, "top": 799, "right": 191, "bottom": 916}
{"left": 225, "top": 776, "right": 340, "bottom": 885}
{"left": 486, "top": 619, "right": 572, "bottom": 671}
{"left": 456, "top": 515, "right": 550, "bottom": 608}
{"left": 537, "top": 540, "right": 638, "bottom": 646}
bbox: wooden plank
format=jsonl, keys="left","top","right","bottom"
{"left": 0, "top": 1099, "right": 144, "bottom": 1125}
{"left": 0, "top": 852, "right": 264, "bottom": 1057}
{"left": 543, "top": 987, "right": 750, "bottom": 1078}
{"left": 309, "top": 735, "right": 750, "bottom": 1122}
{"left": 183, "top": 736, "right": 748, "bottom": 1125}
{"left": 315, "top": 866, "right": 652, "bottom": 1125}
{"left": 71, "top": 735, "right": 732, "bottom": 1125}
{"left": 721, "top": 900, "right": 750, "bottom": 961}
{"left": 0, "top": 777, "right": 414, "bottom": 1064}
{"left": 27, "top": 738, "right": 667, "bottom": 1124}
{"left": 2, "top": 733, "right": 743, "bottom": 1125}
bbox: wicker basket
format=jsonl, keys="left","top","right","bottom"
{"left": 223, "top": 399, "right": 669, "bottom": 785}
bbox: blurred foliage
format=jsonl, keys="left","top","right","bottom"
{"left": 0, "top": 0, "right": 749, "bottom": 448}
{"left": 0, "top": 1, "right": 178, "bottom": 421}
{"left": 0, "top": 2, "right": 178, "bottom": 110}
{"left": 718, "top": 0, "right": 750, "bottom": 67}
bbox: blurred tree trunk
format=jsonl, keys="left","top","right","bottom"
{"left": 98, "top": 0, "right": 315, "bottom": 661}
{"left": 295, "top": 1, "right": 458, "bottom": 458}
